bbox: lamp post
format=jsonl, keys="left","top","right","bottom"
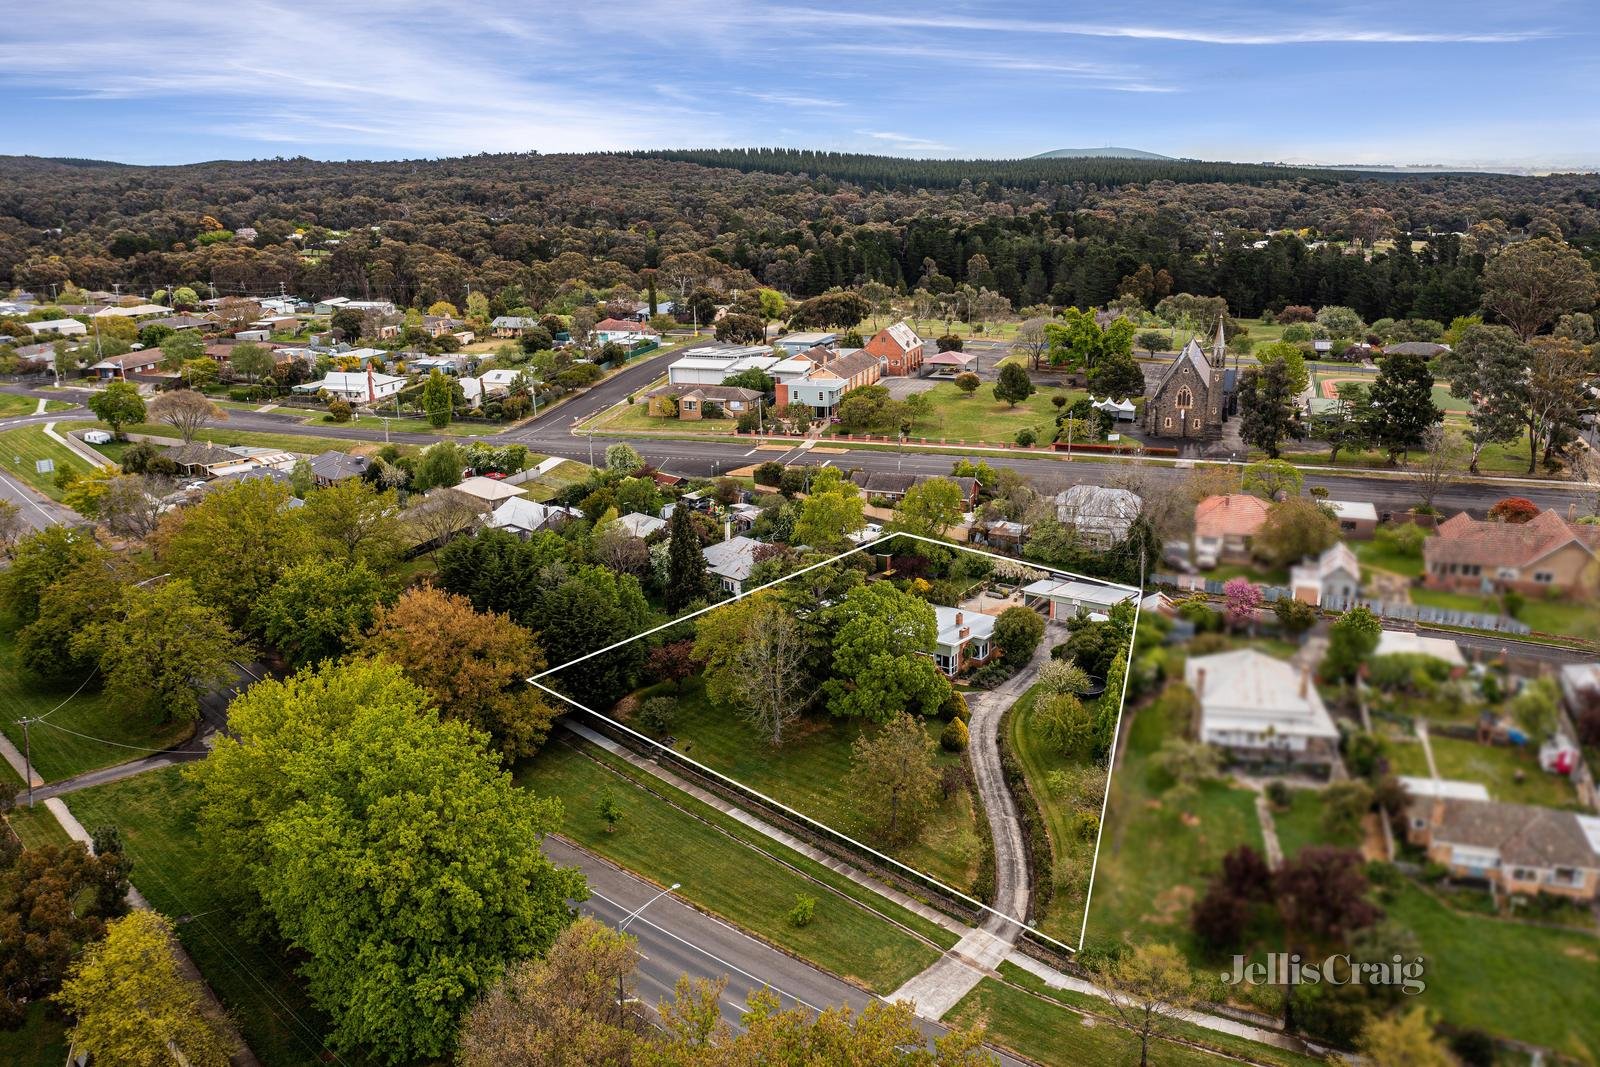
{"left": 616, "top": 882, "right": 681, "bottom": 1025}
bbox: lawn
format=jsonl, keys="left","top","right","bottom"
{"left": 514, "top": 736, "right": 949, "bottom": 993}
{"left": 1354, "top": 538, "right": 1425, "bottom": 579}
{"left": 588, "top": 399, "right": 742, "bottom": 435}
{"left": 517, "top": 459, "right": 594, "bottom": 502}
{"left": 1389, "top": 734, "right": 1580, "bottom": 809}
{"left": 107, "top": 422, "right": 383, "bottom": 458}
{"left": 0, "top": 1003, "right": 69, "bottom": 1067}
{"left": 0, "top": 424, "right": 95, "bottom": 499}
{"left": 64, "top": 767, "right": 343, "bottom": 1067}
{"left": 1269, "top": 788, "right": 1361, "bottom": 859}
{"left": 0, "top": 632, "right": 195, "bottom": 782}
{"left": 0, "top": 393, "right": 73, "bottom": 417}
{"left": 1409, "top": 587, "right": 1600, "bottom": 642}
{"left": 1005, "top": 684, "right": 1105, "bottom": 944}
{"left": 1384, "top": 881, "right": 1600, "bottom": 1057}
{"left": 624, "top": 675, "right": 985, "bottom": 896}
{"left": 1084, "top": 685, "right": 1266, "bottom": 958}
{"left": 882, "top": 381, "right": 1084, "bottom": 445}
{"left": 5, "top": 802, "right": 74, "bottom": 850}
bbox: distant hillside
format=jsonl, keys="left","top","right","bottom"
{"left": 1031, "top": 147, "right": 1175, "bottom": 161}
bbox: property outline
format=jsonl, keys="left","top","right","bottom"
{"left": 529, "top": 531, "right": 1143, "bottom": 954}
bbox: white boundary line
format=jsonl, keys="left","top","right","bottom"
{"left": 529, "top": 530, "right": 1143, "bottom": 955}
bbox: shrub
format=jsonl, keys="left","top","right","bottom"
{"left": 1072, "top": 810, "right": 1100, "bottom": 841}
{"left": 1273, "top": 596, "right": 1319, "bottom": 636}
{"left": 940, "top": 718, "right": 970, "bottom": 752}
{"left": 1014, "top": 427, "right": 1037, "bottom": 447}
{"left": 994, "top": 605, "right": 1046, "bottom": 664}
{"left": 786, "top": 893, "right": 817, "bottom": 928}
{"left": 939, "top": 761, "right": 972, "bottom": 799}
{"left": 941, "top": 689, "right": 970, "bottom": 722}
{"left": 636, "top": 696, "right": 677, "bottom": 734}
{"left": 1265, "top": 780, "right": 1293, "bottom": 809}
{"left": 753, "top": 461, "right": 785, "bottom": 486}
{"left": 1488, "top": 496, "right": 1539, "bottom": 524}
{"left": 326, "top": 398, "right": 352, "bottom": 422}
{"left": 1374, "top": 521, "right": 1428, "bottom": 557}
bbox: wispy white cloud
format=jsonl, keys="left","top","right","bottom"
{"left": 828, "top": 43, "right": 1176, "bottom": 92}
{"left": 737, "top": 90, "right": 848, "bottom": 109}
{"left": 859, "top": 130, "right": 952, "bottom": 152}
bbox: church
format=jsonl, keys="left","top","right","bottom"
{"left": 1142, "top": 319, "right": 1231, "bottom": 441}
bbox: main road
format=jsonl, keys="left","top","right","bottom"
{"left": 4, "top": 345, "right": 1595, "bottom": 521}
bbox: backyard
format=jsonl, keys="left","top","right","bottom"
{"left": 1382, "top": 733, "right": 1581, "bottom": 809}
{"left": 620, "top": 674, "right": 986, "bottom": 896}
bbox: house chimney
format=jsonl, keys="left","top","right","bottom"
{"left": 1195, "top": 668, "right": 1206, "bottom": 696}
{"left": 1300, "top": 667, "right": 1310, "bottom": 699}
{"left": 955, "top": 611, "right": 964, "bottom": 626}
{"left": 724, "top": 520, "right": 732, "bottom": 542}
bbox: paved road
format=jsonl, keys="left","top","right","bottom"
{"left": 543, "top": 835, "right": 1025, "bottom": 1065}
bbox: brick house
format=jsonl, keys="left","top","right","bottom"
{"left": 1405, "top": 792, "right": 1600, "bottom": 904}
{"left": 774, "top": 348, "right": 880, "bottom": 417}
{"left": 863, "top": 321, "right": 926, "bottom": 377}
{"left": 929, "top": 606, "right": 998, "bottom": 677}
{"left": 1423, "top": 509, "right": 1600, "bottom": 595}
{"left": 1193, "top": 494, "right": 1270, "bottom": 566}
{"left": 646, "top": 384, "right": 761, "bottom": 420}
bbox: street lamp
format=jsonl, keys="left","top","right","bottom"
{"left": 619, "top": 881, "right": 682, "bottom": 931}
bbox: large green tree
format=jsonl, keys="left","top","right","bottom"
{"left": 86, "top": 380, "right": 146, "bottom": 439}
{"left": 189, "top": 659, "right": 585, "bottom": 1062}
{"left": 1439, "top": 325, "right": 1528, "bottom": 474}
{"left": 890, "top": 477, "right": 965, "bottom": 539}
{"left": 665, "top": 503, "right": 709, "bottom": 610}
{"left": 252, "top": 558, "right": 391, "bottom": 667}
{"left": 824, "top": 583, "right": 950, "bottom": 721}
{"left": 1366, "top": 351, "right": 1440, "bottom": 463}
{"left": 1237, "top": 361, "right": 1302, "bottom": 458}
{"left": 1479, "top": 237, "right": 1597, "bottom": 340}
{"left": 792, "top": 466, "right": 865, "bottom": 551}
{"left": 991, "top": 361, "right": 1034, "bottom": 407}
{"left": 849, "top": 711, "right": 943, "bottom": 844}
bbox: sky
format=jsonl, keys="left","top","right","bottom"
{"left": 2, "top": 1, "right": 1595, "bottom": 168}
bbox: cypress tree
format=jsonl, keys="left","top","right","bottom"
{"left": 665, "top": 505, "right": 708, "bottom": 612}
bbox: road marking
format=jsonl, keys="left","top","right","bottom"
{"left": 742, "top": 447, "right": 759, "bottom": 457}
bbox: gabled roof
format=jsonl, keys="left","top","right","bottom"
{"left": 1194, "top": 494, "right": 1270, "bottom": 539}
{"left": 490, "top": 497, "right": 572, "bottom": 531}
{"left": 933, "top": 605, "right": 997, "bottom": 648}
{"left": 1187, "top": 649, "right": 1338, "bottom": 740}
{"left": 1150, "top": 338, "right": 1213, "bottom": 397}
{"left": 1293, "top": 541, "right": 1360, "bottom": 583}
{"left": 594, "top": 317, "right": 657, "bottom": 333}
{"left": 309, "top": 450, "right": 369, "bottom": 481}
{"left": 1413, "top": 795, "right": 1600, "bottom": 870}
{"left": 1428, "top": 509, "right": 1600, "bottom": 570}
{"left": 806, "top": 348, "right": 879, "bottom": 381}
{"left": 452, "top": 476, "right": 528, "bottom": 504}
{"left": 875, "top": 321, "right": 923, "bottom": 354}
{"left": 702, "top": 535, "right": 767, "bottom": 582}
{"left": 615, "top": 512, "right": 668, "bottom": 538}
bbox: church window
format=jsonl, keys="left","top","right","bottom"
{"left": 1163, "top": 417, "right": 1173, "bottom": 429}
{"left": 1193, "top": 418, "right": 1202, "bottom": 429}
{"left": 1176, "top": 387, "right": 1193, "bottom": 409}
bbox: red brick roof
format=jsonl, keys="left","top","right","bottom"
{"left": 1194, "top": 494, "right": 1270, "bottom": 538}
{"left": 594, "top": 318, "right": 657, "bottom": 333}
{"left": 1426, "top": 509, "right": 1600, "bottom": 569}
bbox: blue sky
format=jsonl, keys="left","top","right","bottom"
{"left": 2, "top": 1, "right": 1594, "bottom": 167}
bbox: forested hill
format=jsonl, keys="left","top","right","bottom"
{"left": 630, "top": 147, "right": 1355, "bottom": 189}
{"left": 1, "top": 151, "right": 1597, "bottom": 327}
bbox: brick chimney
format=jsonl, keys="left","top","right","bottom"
{"left": 1300, "top": 667, "right": 1310, "bottom": 700}
{"left": 1195, "top": 667, "right": 1206, "bottom": 696}
{"left": 955, "top": 612, "right": 964, "bottom": 626}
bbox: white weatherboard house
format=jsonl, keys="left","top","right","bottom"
{"left": 1288, "top": 542, "right": 1362, "bottom": 607}
{"left": 1187, "top": 649, "right": 1341, "bottom": 772}
{"left": 1053, "top": 485, "right": 1143, "bottom": 548}
{"left": 702, "top": 535, "right": 766, "bottom": 595}
{"left": 490, "top": 498, "right": 578, "bottom": 537}
{"left": 1021, "top": 577, "right": 1136, "bottom": 620}
{"left": 295, "top": 370, "right": 405, "bottom": 403}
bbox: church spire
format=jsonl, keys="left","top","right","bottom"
{"left": 1211, "top": 316, "right": 1226, "bottom": 363}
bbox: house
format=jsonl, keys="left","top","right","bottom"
{"left": 449, "top": 476, "right": 528, "bottom": 510}
{"left": 309, "top": 450, "right": 370, "bottom": 486}
{"left": 1289, "top": 542, "right": 1362, "bottom": 606}
{"left": 969, "top": 518, "right": 1028, "bottom": 550}
{"left": 702, "top": 535, "right": 768, "bottom": 595}
{"left": 1424, "top": 509, "right": 1600, "bottom": 595}
{"left": 666, "top": 353, "right": 782, "bottom": 387}
{"left": 489, "top": 497, "right": 578, "bottom": 537}
{"left": 93, "top": 303, "right": 168, "bottom": 319}
{"left": 411, "top": 353, "right": 469, "bottom": 375}
{"left": 1404, "top": 794, "right": 1600, "bottom": 903}
{"left": 1143, "top": 320, "right": 1229, "bottom": 441}
{"left": 1325, "top": 499, "right": 1379, "bottom": 539}
{"left": 314, "top": 297, "right": 396, "bottom": 317}
{"left": 593, "top": 318, "right": 659, "bottom": 345}
{"left": 1193, "top": 494, "right": 1270, "bottom": 566}
{"left": 646, "top": 384, "right": 762, "bottom": 420}
{"left": 1054, "top": 485, "right": 1143, "bottom": 548}
{"left": 421, "top": 315, "right": 464, "bottom": 338}
{"left": 294, "top": 370, "right": 406, "bottom": 404}
{"left": 25, "top": 318, "right": 87, "bottom": 338}
{"left": 929, "top": 606, "right": 999, "bottom": 677}
{"left": 1375, "top": 630, "right": 1467, "bottom": 669}
{"left": 478, "top": 368, "right": 535, "bottom": 395}
{"left": 774, "top": 349, "right": 881, "bottom": 418}
{"left": 1186, "top": 649, "right": 1341, "bottom": 773}
{"left": 847, "top": 472, "right": 980, "bottom": 510}
{"left": 774, "top": 331, "right": 837, "bottom": 356}
{"left": 90, "top": 351, "right": 161, "bottom": 379}
{"left": 140, "top": 314, "right": 218, "bottom": 332}
{"left": 490, "top": 315, "right": 539, "bottom": 337}
{"left": 165, "top": 442, "right": 245, "bottom": 478}
{"left": 1021, "top": 577, "right": 1137, "bottom": 620}
{"left": 863, "top": 322, "right": 926, "bottom": 376}
{"left": 615, "top": 512, "right": 667, "bottom": 539}
{"left": 627, "top": 300, "right": 674, "bottom": 322}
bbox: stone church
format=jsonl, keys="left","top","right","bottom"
{"left": 1142, "top": 320, "right": 1229, "bottom": 441}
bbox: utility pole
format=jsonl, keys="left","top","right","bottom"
{"left": 17, "top": 717, "right": 35, "bottom": 807}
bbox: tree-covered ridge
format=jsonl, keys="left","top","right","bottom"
{"left": 632, "top": 146, "right": 1361, "bottom": 189}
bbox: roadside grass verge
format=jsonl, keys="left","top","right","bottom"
{"left": 0, "top": 424, "right": 94, "bottom": 498}
{"left": 514, "top": 734, "right": 950, "bottom": 993}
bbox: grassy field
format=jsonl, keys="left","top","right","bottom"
{"left": 887, "top": 381, "right": 1083, "bottom": 445}
{"left": 1354, "top": 538, "right": 1426, "bottom": 579}
{"left": 0, "top": 632, "right": 195, "bottom": 782}
{"left": 624, "top": 675, "right": 984, "bottom": 895}
{"left": 514, "top": 736, "right": 949, "bottom": 993}
{"left": 65, "top": 767, "right": 343, "bottom": 1067}
{"left": 1385, "top": 734, "right": 1579, "bottom": 809}
{"left": 0, "top": 393, "right": 74, "bottom": 417}
{"left": 517, "top": 459, "right": 595, "bottom": 502}
{"left": 1005, "top": 684, "right": 1103, "bottom": 944}
{"left": 104, "top": 422, "right": 382, "bottom": 458}
{"left": 1384, "top": 881, "right": 1600, "bottom": 1056}
{"left": 0, "top": 1002, "right": 69, "bottom": 1067}
{"left": 0, "top": 424, "right": 95, "bottom": 499}
{"left": 1269, "top": 788, "right": 1361, "bottom": 859}
{"left": 1084, "top": 685, "right": 1266, "bottom": 957}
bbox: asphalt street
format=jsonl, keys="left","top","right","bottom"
{"left": 543, "top": 835, "right": 1026, "bottom": 1065}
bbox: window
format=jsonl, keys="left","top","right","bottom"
{"left": 1163, "top": 417, "right": 1173, "bottom": 428}
{"left": 1175, "top": 387, "right": 1193, "bottom": 409}
{"left": 1193, "top": 418, "right": 1202, "bottom": 429}
{"left": 1510, "top": 867, "right": 1539, "bottom": 882}
{"left": 1534, "top": 571, "right": 1554, "bottom": 584}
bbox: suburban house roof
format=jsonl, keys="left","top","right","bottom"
{"left": 933, "top": 605, "right": 996, "bottom": 649}
{"left": 166, "top": 442, "right": 240, "bottom": 468}
{"left": 1410, "top": 795, "right": 1600, "bottom": 871}
{"left": 141, "top": 314, "right": 217, "bottom": 330}
{"left": 490, "top": 315, "right": 538, "bottom": 328}
{"left": 647, "top": 384, "right": 762, "bottom": 404}
{"left": 1194, "top": 494, "right": 1270, "bottom": 539}
{"left": 309, "top": 450, "right": 369, "bottom": 482}
{"left": 489, "top": 497, "right": 573, "bottom": 533}
{"left": 594, "top": 317, "right": 658, "bottom": 334}
{"left": 1186, "top": 648, "right": 1338, "bottom": 740}
{"left": 1384, "top": 341, "right": 1448, "bottom": 357}
{"left": 1021, "top": 577, "right": 1135, "bottom": 610}
{"left": 1326, "top": 499, "right": 1379, "bottom": 522}
{"left": 93, "top": 303, "right": 168, "bottom": 318}
{"left": 1397, "top": 776, "right": 1489, "bottom": 801}
{"left": 451, "top": 476, "right": 528, "bottom": 505}
{"left": 1291, "top": 542, "right": 1360, "bottom": 583}
{"left": 1055, "top": 485, "right": 1143, "bottom": 537}
{"left": 702, "top": 535, "right": 767, "bottom": 583}
{"left": 615, "top": 512, "right": 667, "bottom": 538}
{"left": 90, "top": 351, "right": 161, "bottom": 371}
{"left": 777, "top": 331, "right": 837, "bottom": 346}
{"left": 807, "top": 348, "right": 879, "bottom": 381}
{"left": 1376, "top": 630, "right": 1465, "bottom": 666}
{"left": 1427, "top": 509, "right": 1600, "bottom": 570}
